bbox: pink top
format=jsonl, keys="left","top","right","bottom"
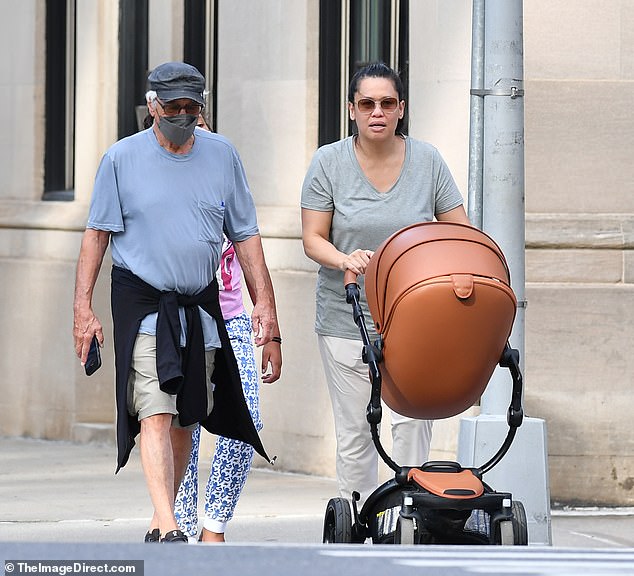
{"left": 217, "top": 237, "right": 246, "bottom": 320}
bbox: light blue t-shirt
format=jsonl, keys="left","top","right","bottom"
{"left": 88, "top": 127, "right": 259, "bottom": 348}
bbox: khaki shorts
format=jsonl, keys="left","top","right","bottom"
{"left": 127, "top": 333, "right": 216, "bottom": 429}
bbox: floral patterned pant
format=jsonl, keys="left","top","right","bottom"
{"left": 174, "top": 313, "right": 262, "bottom": 538}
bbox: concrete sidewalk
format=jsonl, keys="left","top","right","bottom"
{"left": 1, "top": 436, "right": 634, "bottom": 548}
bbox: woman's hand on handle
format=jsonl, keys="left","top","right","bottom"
{"left": 342, "top": 249, "right": 373, "bottom": 287}
{"left": 340, "top": 248, "right": 374, "bottom": 276}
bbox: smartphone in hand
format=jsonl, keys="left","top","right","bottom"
{"left": 85, "top": 335, "right": 102, "bottom": 376}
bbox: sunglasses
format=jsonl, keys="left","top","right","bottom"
{"left": 355, "top": 97, "right": 399, "bottom": 114}
{"left": 157, "top": 99, "right": 203, "bottom": 116}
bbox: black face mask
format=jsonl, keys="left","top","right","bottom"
{"left": 158, "top": 114, "right": 198, "bottom": 146}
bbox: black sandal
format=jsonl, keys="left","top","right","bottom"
{"left": 144, "top": 528, "right": 160, "bottom": 543}
{"left": 161, "top": 529, "right": 188, "bottom": 543}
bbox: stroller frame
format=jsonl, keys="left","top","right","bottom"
{"left": 322, "top": 272, "right": 527, "bottom": 546}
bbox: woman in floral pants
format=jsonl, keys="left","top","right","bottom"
{"left": 174, "top": 236, "right": 282, "bottom": 542}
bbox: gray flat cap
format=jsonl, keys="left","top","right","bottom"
{"left": 147, "top": 62, "right": 205, "bottom": 105}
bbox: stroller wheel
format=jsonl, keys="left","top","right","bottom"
{"left": 396, "top": 516, "right": 415, "bottom": 545}
{"left": 511, "top": 501, "right": 528, "bottom": 545}
{"left": 499, "top": 520, "right": 514, "bottom": 545}
{"left": 323, "top": 498, "right": 353, "bottom": 543}
{"left": 492, "top": 500, "right": 529, "bottom": 545}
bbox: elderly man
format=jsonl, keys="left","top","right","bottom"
{"left": 73, "top": 62, "right": 278, "bottom": 543}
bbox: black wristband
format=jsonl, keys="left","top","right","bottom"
{"left": 271, "top": 336, "right": 282, "bottom": 344}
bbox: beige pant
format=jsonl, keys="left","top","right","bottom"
{"left": 318, "top": 334, "right": 433, "bottom": 505}
{"left": 127, "top": 333, "right": 216, "bottom": 429}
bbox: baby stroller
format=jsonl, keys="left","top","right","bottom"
{"left": 322, "top": 221, "right": 527, "bottom": 546}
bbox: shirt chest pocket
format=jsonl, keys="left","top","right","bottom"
{"left": 198, "top": 200, "right": 225, "bottom": 243}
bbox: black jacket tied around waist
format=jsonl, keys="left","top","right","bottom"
{"left": 110, "top": 265, "right": 270, "bottom": 472}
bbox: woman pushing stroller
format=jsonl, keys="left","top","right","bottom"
{"left": 301, "top": 62, "right": 471, "bottom": 505}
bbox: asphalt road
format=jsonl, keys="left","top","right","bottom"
{"left": 2, "top": 437, "right": 634, "bottom": 575}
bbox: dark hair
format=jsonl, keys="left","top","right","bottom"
{"left": 347, "top": 62, "right": 404, "bottom": 103}
{"left": 142, "top": 113, "right": 153, "bottom": 130}
{"left": 197, "top": 110, "right": 212, "bottom": 131}
{"left": 347, "top": 62, "right": 406, "bottom": 134}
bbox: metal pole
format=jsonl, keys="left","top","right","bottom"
{"left": 467, "top": 0, "right": 485, "bottom": 230}
{"left": 459, "top": 0, "right": 552, "bottom": 545}
{"left": 479, "top": 0, "right": 526, "bottom": 413}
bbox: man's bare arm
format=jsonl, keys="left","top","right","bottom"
{"left": 233, "top": 234, "right": 279, "bottom": 347}
{"left": 73, "top": 228, "right": 110, "bottom": 364}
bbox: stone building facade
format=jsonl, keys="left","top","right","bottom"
{"left": 0, "top": 0, "right": 632, "bottom": 508}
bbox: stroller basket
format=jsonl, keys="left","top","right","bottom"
{"left": 364, "top": 221, "right": 516, "bottom": 419}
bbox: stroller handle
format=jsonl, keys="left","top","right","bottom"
{"left": 344, "top": 269, "right": 358, "bottom": 287}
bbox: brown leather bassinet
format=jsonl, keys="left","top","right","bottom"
{"left": 364, "top": 222, "right": 516, "bottom": 420}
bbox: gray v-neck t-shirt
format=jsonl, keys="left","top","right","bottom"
{"left": 301, "top": 136, "right": 464, "bottom": 339}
